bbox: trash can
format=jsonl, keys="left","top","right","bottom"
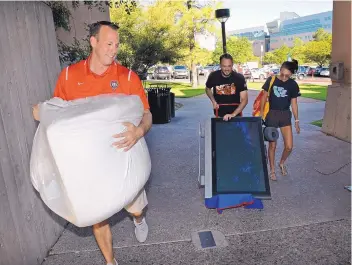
{"left": 169, "top": 92, "right": 175, "bottom": 118}
{"left": 147, "top": 85, "right": 171, "bottom": 124}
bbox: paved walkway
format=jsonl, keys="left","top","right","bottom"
{"left": 42, "top": 90, "right": 351, "bottom": 265}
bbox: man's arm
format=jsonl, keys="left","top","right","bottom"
{"left": 113, "top": 109, "right": 152, "bottom": 152}
{"left": 205, "top": 87, "right": 218, "bottom": 109}
{"left": 113, "top": 72, "right": 152, "bottom": 151}
{"left": 205, "top": 73, "right": 218, "bottom": 109}
{"left": 231, "top": 90, "right": 248, "bottom": 117}
{"left": 136, "top": 110, "right": 152, "bottom": 138}
{"left": 32, "top": 68, "right": 67, "bottom": 122}
{"left": 32, "top": 104, "right": 40, "bottom": 121}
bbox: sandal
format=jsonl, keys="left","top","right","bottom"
{"left": 270, "top": 171, "right": 277, "bottom": 181}
{"left": 279, "top": 163, "right": 288, "bottom": 176}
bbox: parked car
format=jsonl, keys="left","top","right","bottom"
{"left": 250, "top": 68, "right": 268, "bottom": 80}
{"left": 167, "top": 66, "right": 175, "bottom": 78}
{"left": 320, "top": 67, "right": 330, "bottom": 77}
{"left": 173, "top": 65, "right": 189, "bottom": 79}
{"left": 200, "top": 65, "right": 213, "bottom": 76}
{"left": 307, "top": 66, "right": 316, "bottom": 76}
{"left": 242, "top": 68, "right": 252, "bottom": 79}
{"left": 301, "top": 65, "right": 310, "bottom": 74}
{"left": 202, "top": 65, "right": 219, "bottom": 77}
{"left": 147, "top": 66, "right": 156, "bottom": 80}
{"left": 198, "top": 66, "right": 205, "bottom": 75}
{"left": 294, "top": 66, "right": 308, "bottom": 80}
{"left": 269, "top": 68, "right": 280, "bottom": 76}
{"left": 314, "top": 67, "right": 323, "bottom": 76}
{"left": 153, "top": 66, "right": 172, "bottom": 80}
{"left": 212, "top": 65, "right": 220, "bottom": 71}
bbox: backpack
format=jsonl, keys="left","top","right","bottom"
{"left": 252, "top": 76, "right": 276, "bottom": 119}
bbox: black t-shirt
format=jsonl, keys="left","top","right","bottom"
{"left": 206, "top": 70, "right": 247, "bottom": 117}
{"left": 262, "top": 76, "right": 300, "bottom": 111}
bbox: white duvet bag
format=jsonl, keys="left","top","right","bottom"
{"left": 30, "top": 94, "right": 151, "bottom": 227}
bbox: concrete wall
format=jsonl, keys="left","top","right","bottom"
{"left": 56, "top": 1, "right": 110, "bottom": 46}
{"left": 322, "top": 1, "right": 351, "bottom": 142}
{"left": 0, "top": 2, "right": 66, "bottom": 265}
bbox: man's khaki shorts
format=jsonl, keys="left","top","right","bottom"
{"left": 124, "top": 189, "right": 148, "bottom": 214}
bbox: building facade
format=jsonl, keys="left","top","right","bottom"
{"left": 269, "top": 11, "right": 332, "bottom": 50}
{"left": 228, "top": 11, "right": 332, "bottom": 54}
{"left": 228, "top": 26, "right": 270, "bottom": 57}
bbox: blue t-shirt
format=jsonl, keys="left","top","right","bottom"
{"left": 262, "top": 76, "right": 300, "bottom": 111}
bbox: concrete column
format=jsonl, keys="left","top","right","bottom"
{"left": 322, "top": 1, "right": 351, "bottom": 142}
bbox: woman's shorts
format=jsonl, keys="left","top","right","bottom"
{"left": 265, "top": 109, "right": 292, "bottom": 128}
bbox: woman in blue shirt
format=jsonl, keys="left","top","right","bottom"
{"left": 260, "top": 60, "right": 301, "bottom": 181}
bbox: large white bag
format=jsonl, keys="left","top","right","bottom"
{"left": 30, "top": 94, "right": 151, "bottom": 227}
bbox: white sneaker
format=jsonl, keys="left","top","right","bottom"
{"left": 134, "top": 217, "right": 148, "bottom": 243}
{"left": 107, "top": 258, "right": 118, "bottom": 265}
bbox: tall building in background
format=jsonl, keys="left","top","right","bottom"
{"left": 266, "top": 12, "right": 299, "bottom": 34}
{"left": 269, "top": 11, "right": 332, "bottom": 50}
{"left": 227, "top": 10, "right": 332, "bottom": 55}
{"left": 228, "top": 26, "right": 269, "bottom": 57}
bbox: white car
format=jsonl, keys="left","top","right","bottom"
{"left": 250, "top": 68, "right": 268, "bottom": 80}
{"left": 320, "top": 68, "right": 330, "bottom": 77}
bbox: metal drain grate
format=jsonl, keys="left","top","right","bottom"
{"left": 198, "top": 231, "right": 216, "bottom": 248}
{"left": 191, "top": 230, "right": 228, "bottom": 250}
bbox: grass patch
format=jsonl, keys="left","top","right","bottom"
{"left": 298, "top": 84, "right": 327, "bottom": 101}
{"left": 175, "top": 89, "right": 205, "bottom": 98}
{"left": 145, "top": 81, "right": 205, "bottom": 98}
{"left": 246, "top": 82, "right": 264, "bottom": 90}
{"left": 311, "top": 119, "right": 323, "bottom": 127}
{"left": 247, "top": 82, "right": 327, "bottom": 101}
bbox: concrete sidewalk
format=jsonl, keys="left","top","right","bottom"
{"left": 42, "top": 91, "right": 351, "bottom": 265}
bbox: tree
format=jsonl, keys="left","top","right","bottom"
{"left": 262, "top": 45, "right": 291, "bottom": 65}
{"left": 304, "top": 40, "right": 331, "bottom": 66}
{"left": 48, "top": 0, "right": 138, "bottom": 65}
{"left": 263, "top": 51, "right": 276, "bottom": 64}
{"left": 313, "top": 28, "right": 332, "bottom": 42}
{"left": 110, "top": 1, "right": 187, "bottom": 75}
{"left": 263, "top": 28, "right": 331, "bottom": 67}
{"left": 303, "top": 28, "right": 332, "bottom": 66}
{"left": 290, "top": 38, "right": 307, "bottom": 64}
{"left": 272, "top": 45, "right": 291, "bottom": 64}
{"left": 178, "top": 45, "right": 212, "bottom": 68}
{"left": 212, "top": 36, "right": 255, "bottom": 64}
{"left": 172, "top": 0, "right": 220, "bottom": 87}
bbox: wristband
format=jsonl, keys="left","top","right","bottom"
{"left": 295, "top": 120, "right": 299, "bottom": 123}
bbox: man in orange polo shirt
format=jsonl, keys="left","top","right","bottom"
{"left": 32, "top": 21, "right": 152, "bottom": 265}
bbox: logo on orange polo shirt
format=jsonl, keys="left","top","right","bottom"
{"left": 110, "top": 80, "right": 119, "bottom": 90}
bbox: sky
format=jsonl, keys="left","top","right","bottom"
{"left": 221, "top": 0, "right": 333, "bottom": 31}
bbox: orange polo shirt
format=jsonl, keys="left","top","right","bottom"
{"left": 53, "top": 58, "right": 149, "bottom": 110}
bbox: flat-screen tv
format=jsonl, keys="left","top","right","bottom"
{"left": 211, "top": 117, "right": 271, "bottom": 199}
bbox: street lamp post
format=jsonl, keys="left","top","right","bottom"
{"left": 215, "top": 9, "right": 230, "bottom": 54}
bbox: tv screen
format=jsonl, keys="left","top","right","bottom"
{"left": 211, "top": 117, "right": 271, "bottom": 199}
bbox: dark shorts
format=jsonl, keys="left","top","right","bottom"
{"left": 265, "top": 109, "right": 292, "bottom": 128}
